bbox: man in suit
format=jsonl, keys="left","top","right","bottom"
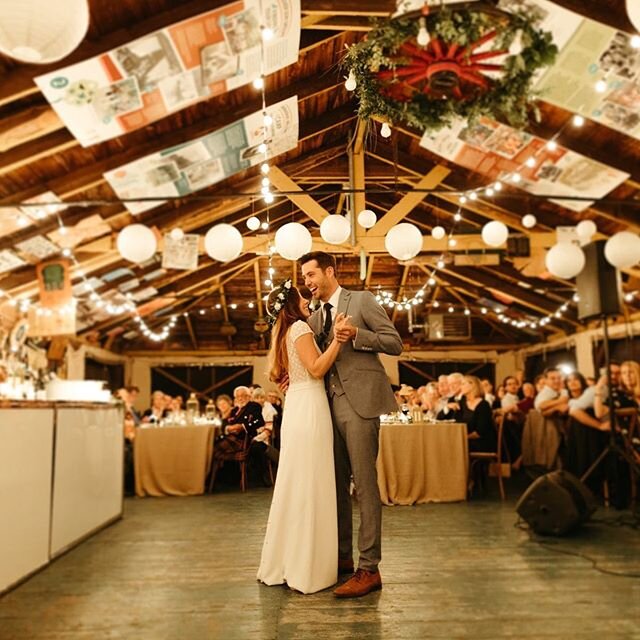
{"left": 300, "top": 251, "right": 403, "bottom": 598}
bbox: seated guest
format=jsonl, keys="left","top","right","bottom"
{"left": 481, "top": 378, "right": 501, "bottom": 409}
{"left": 534, "top": 368, "right": 569, "bottom": 417}
{"left": 212, "top": 385, "right": 265, "bottom": 472}
{"left": 437, "top": 374, "right": 450, "bottom": 400}
{"left": 252, "top": 387, "right": 278, "bottom": 443}
{"left": 436, "top": 372, "right": 466, "bottom": 420}
{"left": 420, "top": 382, "right": 443, "bottom": 418}
{"left": 142, "top": 390, "right": 169, "bottom": 423}
{"left": 460, "top": 375, "right": 497, "bottom": 452}
{"left": 266, "top": 390, "right": 283, "bottom": 416}
{"left": 215, "top": 393, "right": 234, "bottom": 427}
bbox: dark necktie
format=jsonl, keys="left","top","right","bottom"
{"left": 323, "top": 302, "right": 333, "bottom": 336}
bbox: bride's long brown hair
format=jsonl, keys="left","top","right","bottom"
{"left": 267, "top": 284, "right": 308, "bottom": 382}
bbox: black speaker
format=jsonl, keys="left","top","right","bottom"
{"left": 516, "top": 471, "right": 597, "bottom": 536}
{"left": 576, "top": 240, "right": 621, "bottom": 321}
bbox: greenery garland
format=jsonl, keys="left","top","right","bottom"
{"left": 342, "top": 8, "right": 557, "bottom": 133}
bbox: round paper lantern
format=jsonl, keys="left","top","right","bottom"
{"left": 385, "top": 223, "right": 423, "bottom": 261}
{"left": 274, "top": 222, "right": 312, "bottom": 261}
{"left": 170, "top": 228, "right": 184, "bottom": 241}
{"left": 204, "top": 224, "right": 243, "bottom": 263}
{"left": 576, "top": 219, "right": 597, "bottom": 240}
{"left": 481, "top": 221, "right": 509, "bottom": 247}
{"left": 0, "top": 0, "right": 90, "bottom": 64}
{"left": 357, "top": 209, "right": 376, "bottom": 229}
{"left": 604, "top": 231, "right": 640, "bottom": 269}
{"left": 627, "top": 0, "right": 640, "bottom": 31}
{"left": 431, "top": 226, "right": 446, "bottom": 240}
{"left": 246, "top": 216, "right": 260, "bottom": 231}
{"left": 320, "top": 215, "right": 351, "bottom": 244}
{"left": 545, "top": 242, "right": 586, "bottom": 279}
{"left": 117, "top": 224, "right": 157, "bottom": 263}
{"left": 522, "top": 214, "right": 537, "bottom": 229}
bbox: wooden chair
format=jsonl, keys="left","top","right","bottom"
{"left": 468, "top": 411, "right": 506, "bottom": 500}
{"left": 208, "top": 431, "right": 251, "bottom": 493}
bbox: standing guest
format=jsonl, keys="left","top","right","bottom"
{"left": 481, "top": 378, "right": 501, "bottom": 409}
{"left": 534, "top": 374, "right": 546, "bottom": 394}
{"left": 126, "top": 385, "right": 142, "bottom": 424}
{"left": 515, "top": 369, "right": 526, "bottom": 399}
{"left": 142, "top": 390, "right": 169, "bottom": 423}
{"left": 594, "top": 361, "right": 639, "bottom": 419}
{"left": 501, "top": 376, "right": 521, "bottom": 412}
{"left": 620, "top": 360, "right": 640, "bottom": 406}
{"left": 517, "top": 382, "right": 536, "bottom": 415}
{"left": 460, "top": 375, "right": 497, "bottom": 452}
{"left": 566, "top": 372, "right": 588, "bottom": 400}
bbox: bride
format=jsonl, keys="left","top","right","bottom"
{"left": 257, "top": 279, "right": 349, "bottom": 594}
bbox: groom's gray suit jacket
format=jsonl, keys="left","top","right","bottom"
{"left": 309, "top": 288, "right": 402, "bottom": 419}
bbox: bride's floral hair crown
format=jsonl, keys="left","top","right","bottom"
{"left": 267, "top": 278, "right": 293, "bottom": 326}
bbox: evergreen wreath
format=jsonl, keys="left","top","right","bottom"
{"left": 342, "top": 2, "right": 558, "bottom": 133}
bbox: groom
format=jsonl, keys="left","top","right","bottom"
{"left": 300, "top": 251, "right": 403, "bottom": 598}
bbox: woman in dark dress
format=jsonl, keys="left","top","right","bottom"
{"left": 460, "top": 375, "right": 497, "bottom": 453}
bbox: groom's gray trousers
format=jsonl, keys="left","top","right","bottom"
{"left": 329, "top": 390, "right": 381, "bottom": 572}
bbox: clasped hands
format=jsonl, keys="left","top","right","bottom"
{"left": 333, "top": 312, "right": 356, "bottom": 343}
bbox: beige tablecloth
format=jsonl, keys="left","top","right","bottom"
{"left": 134, "top": 426, "right": 214, "bottom": 497}
{"left": 377, "top": 422, "right": 469, "bottom": 505}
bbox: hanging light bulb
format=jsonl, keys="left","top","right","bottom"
{"left": 263, "top": 113, "right": 273, "bottom": 127}
{"left": 494, "top": 181, "right": 503, "bottom": 191}
{"left": 264, "top": 193, "right": 275, "bottom": 204}
{"left": 261, "top": 163, "right": 270, "bottom": 174}
{"left": 416, "top": 17, "right": 430, "bottom": 47}
{"left": 261, "top": 177, "right": 270, "bottom": 187}
{"left": 459, "top": 195, "right": 467, "bottom": 204}
{"left": 511, "top": 172, "right": 521, "bottom": 183}
{"left": 261, "top": 222, "right": 269, "bottom": 230}
{"left": 380, "top": 122, "right": 392, "bottom": 138}
{"left": 258, "top": 142, "right": 267, "bottom": 154}
{"left": 632, "top": 35, "right": 640, "bottom": 49}
{"left": 253, "top": 76, "right": 265, "bottom": 90}
{"left": 345, "top": 69, "right": 357, "bottom": 91}
{"left": 572, "top": 114, "right": 585, "bottom": 127}
{"left": 262, "top": 26, "right": 274, "bottom": 41}
{"left": 595, "top": 78, "right": 607, "bottom": 93}
{"left": 469, "top": 192, "right": 478, "bottom": 200}
{"left": 546, "top": 140, "right": 558, "bottom": 151}
{"left": 525, "top": 157, "right": 536, "bottom": 168}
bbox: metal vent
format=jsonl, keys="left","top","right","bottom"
{"left": 423, "top": 314, "right": 471, "bottom": 340}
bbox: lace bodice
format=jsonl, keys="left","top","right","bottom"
{"left": 286, "top": 320, "right": 319, "bottom": 384}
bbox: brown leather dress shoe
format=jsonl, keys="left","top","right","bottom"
{"left": 333, "top": 568, "right": 382, "bottom": 598}
{"left": 338, "top": 558, "right": 354, "bottom": 575}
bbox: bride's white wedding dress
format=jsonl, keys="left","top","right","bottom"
{"left": 257, "top": 320, "right": 338, "bottom": 594}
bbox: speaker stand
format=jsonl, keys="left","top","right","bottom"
{"left": 580, "top": 315, "right": 639, "bottom": 505}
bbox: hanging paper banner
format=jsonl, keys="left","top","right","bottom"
{"left": 420, "top": 117, "right": 629, "bottom": 211}
{"left": 162, "top": 233, "right": 200, "bottom": 270}
{"left": 37, "top": 258, "right": 73, "bottom": 308}
{"left": 534, "top": 19, "right": 640, "bottom": 141}
{"left": 104, "top": 95, "right": 298, "bottom": 214}
{"left": 34, "top": 0, "right": 301, "bottom": 147}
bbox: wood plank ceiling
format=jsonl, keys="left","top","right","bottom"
{"left": 0, "top": 0, "right": 639, "bottom": 354}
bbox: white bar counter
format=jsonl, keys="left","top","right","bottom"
{"left": 0, "top": 401, "right": 123, "bottom": 593}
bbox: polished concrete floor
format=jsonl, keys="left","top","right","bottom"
{"left": 1, "top": 486, "right": 639, "bottom": 640}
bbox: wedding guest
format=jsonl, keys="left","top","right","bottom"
{"left": 517, "top": 382, "right": 536, "bottom": 415}
{"left": 566, "top": 371, "right": 588, "bottom": 400}
{"left": 481, "top": 377, "right": 501, "bottom": 409}
{"left": 436, "top": 372, "right": 466, "bottom": 420}
{"left": 437, "top": 374, "right": 450, "bottom": 399}
{"left": 215, "top": 393, "right": 234, "bottom": 426}
{"left": 142, "top": 390, "right": 169, "bottom": 423}
{"left": 569, "top": 362, "right": 622, "bottom": 431}
{"left": 534, "top": 374, "right": 546, "bottom": 394}
{"left": 460, "top": 375, "right": 496, "bottom": 452}
{"left": 534, "top": 368, "right": 568, "bottom": 417}
{"left": 266, "top": 390, "right": 283, "bottom": 415}
{"left": 501, "top": 376, "right": 520, "bottom": 412}
{"left": 252, "top": 387, "right": 278, "bottom": 446}
{"left": 126, "top": 385, "right": 142, "bottom": 424}
{"left": 420, "top": 382, "right": 443, "bottom": 417}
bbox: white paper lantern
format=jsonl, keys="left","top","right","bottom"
{"left": 385, "top": 223, "right": 423, "bottom": 261}
{"left": 357, "top": 209, "right": 377, "bottom": 229}
{"left": 170, "top": 228, "right": 184, "bottom": 241}
{"left": 0, "top": 0, "right": 90, "bottom": 64}
{"left": 320, "top": 215, "right": 351, "bottom": 245}
{"left": 117, "top": 224, "right": 157, "bottom": 264}
{"left": 204, "top": 224, "right": 243, "bottom": 263}
{"left": 604, "top": 231, "right": 640, "bottom": 269}
{"left": 576, "top": 219, "right": 597, "bottom": 240}
{"left": 275, "top": 223, "right": 312, "bottom": 261}
{"left": 627, "top": 0, "right": 640, "bottom": 31}
{"left": 522, "top": 214, "right": 537, "bottom": 229}
{"left": 431, "top": 225, "right": 446, "bottom": 240}
{"left": 481, "top": 221, "right": 509, "bottom": 247}
{"left": 246, "top": 216, "right": 261, "bottom": 231}
{"left": 545, "top": 242, "right": 586, "bottom": 279}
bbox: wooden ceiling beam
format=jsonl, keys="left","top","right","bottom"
{"left": 268, "top": 167, "right": 333, "bottom": 225}
{"left": 367, "top": 164, "right": 451, "bottom": 236}
{"left": 302, "top": 0, "right": 393, "bottom": 15}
